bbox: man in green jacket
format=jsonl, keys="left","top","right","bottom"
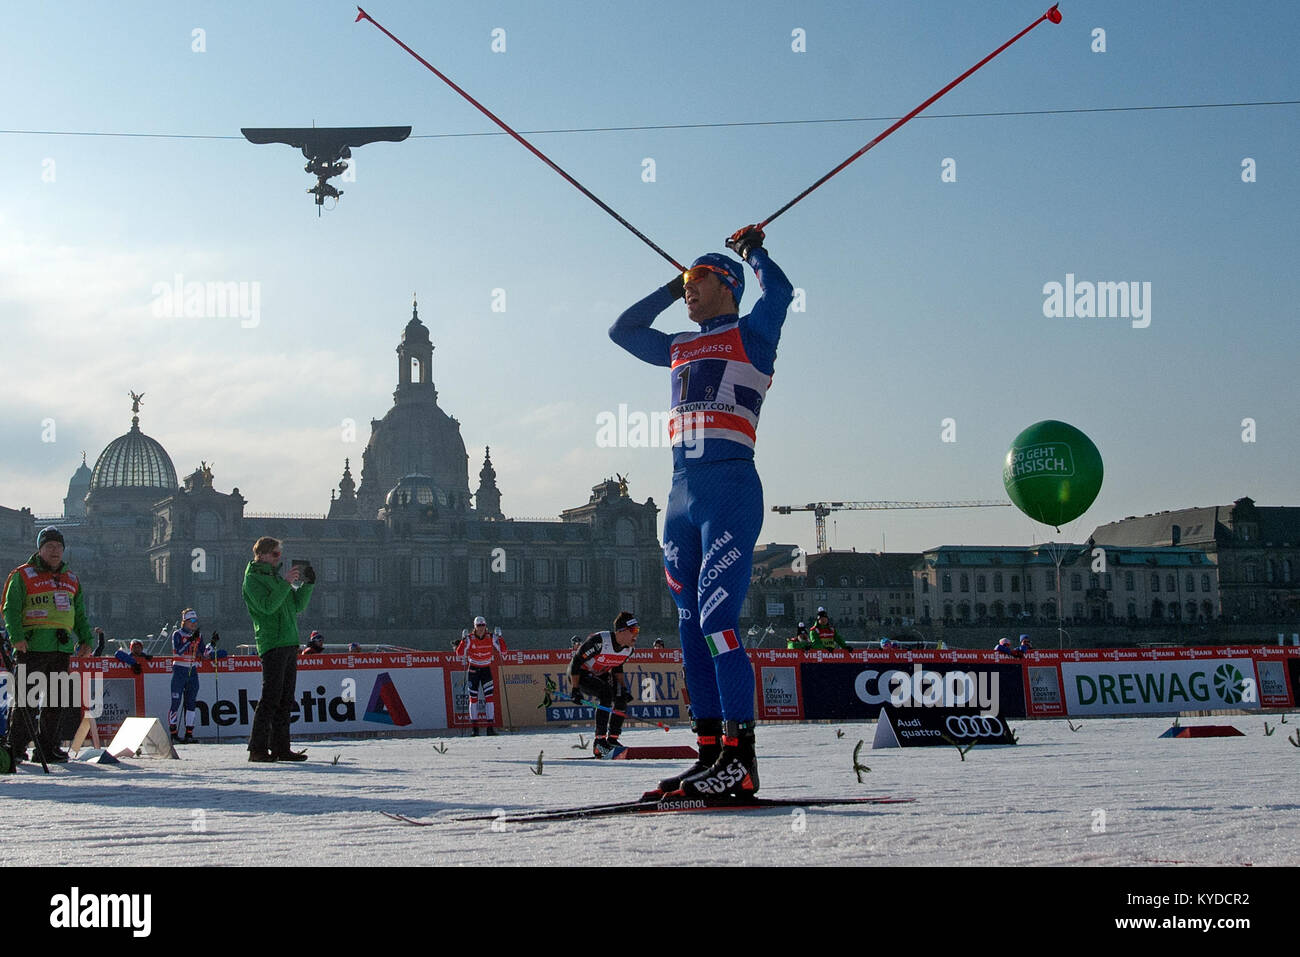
{"left": 3, "top": 526, "right": 94, "bottom": 765}
{"left": 808, "top": 609, "right": 849, "bottom": 650}
{"left": 242, "top": 536, "right": 314, "bottom": 762}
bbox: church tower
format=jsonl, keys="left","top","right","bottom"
{"left": 475, "top": 446, "right": 504, "bottom": 521}
{"left": 355, "top": 299, "right": 473, "bottom": 519}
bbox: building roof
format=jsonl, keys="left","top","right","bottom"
{"left": 90, "top": 419, "right": 178, "bottom": 491}
{"left": 1091, "top": 498, "right": 1300, "bottom": 548}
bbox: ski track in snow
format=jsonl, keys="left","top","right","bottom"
{"left": 4, "top": 717, "right": 1295, "bottom": 867}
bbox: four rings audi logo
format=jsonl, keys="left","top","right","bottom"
{"left": 944, "top": 715, "right": 1005, "bottom": 738}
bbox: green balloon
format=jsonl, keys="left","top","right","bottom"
{"left": 1002, "top": 420, "right": 1103, "bottom": 528}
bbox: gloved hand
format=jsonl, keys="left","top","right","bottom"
{"left": 570, "top": 688, "right": 585, "bottom": 706}
{"left": 131, "top": 661, "right": 142, "bottom": 675}
{"left": 303, "top": 564, "right": 316, "bottom": 584}
{"left": 210, "top": 631, "right": 220, "bottom": 645}
{"left": 666, "top": 272, "right": 685, "bottom": 300}
{"left": 726, "top": 224, "right": 765, "bottom": 261}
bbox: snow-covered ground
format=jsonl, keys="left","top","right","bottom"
{"left": 6, "top": 716, "right": 1295, "bottom": 867}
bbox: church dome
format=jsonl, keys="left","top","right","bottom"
{"left": 90, "top": 401, "right": 178, "bottom": 491}
{"left": 385, "top": 474, "right": 447, "bottom": 510}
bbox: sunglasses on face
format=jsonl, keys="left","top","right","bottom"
{"left": 683, "top": 265, "right": 729, "bottom": 286}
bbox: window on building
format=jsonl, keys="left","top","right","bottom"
{"left": 976, "top": 575, "right": 986, "bottom": 593}
{"left": 324, "top": 594, "right": 340, "bottom": 619}
{"left": 501, "top": 594, "right": 518, "bottom": 618}
{"left": 195, "top": 511, "right": 221, "bottom": 540}
{"left": 840, "top": 576, "right": 849, "bottom": 587}
{"left": 942, "top": 574, "right": 952, "bottom": 593}
{"left": 323, "top": 557, "right": 340, "bottom": 583}
{"left": 468, "top": 558, "right": 484, "bottom": 584}
{"left": 1071, "top": 574, "right": 1082, "bottom": 591}
{"left": 358, "top": 558, "right": 376, "bottom": 584}
{"left": 1127, "top": 601, "right": 1137, "bottom": 618}
{"left": 1010, "top": 576, "right": 1019, "bottom": 593}
{"left": 1151, "top": 574, "right": 1160, "bottom": 592}
{"left": 193, "top": 552, "right": 221, "bottom": 583}
{"left": 1244, "top": 564, "right": 1257, "bottom": 584}
{"left": 993, "top": 573, "right": 1003, "bottom": 593}
{"left": 358, "top": 594, "right": 375, "bottom": 619}
{"left": 1201, "top": 574, "right": 1210, "bottom": 592}
{"left": 535, "top": 559, "right": 551, "bottom": 584}
{"left": 1185, "top": 573, "right": 1195, "bottom": 592}
{"left": 1072, "top": 603, "right": 1083, "bottom": 619}
{"left": 195, "top": 592, "right": 216, "bottom": 619}
{"left": 535, "top": 594, "right": 552, "bottom": 618}
{"left": 1125, "top": 571, "right": 1134, "bottom": 591}
{"left": 960, "top": 574, "right": 969, "bottom": 593}
{"left": 617, "top": 559, "right": 636, "bottom": 585}
{"left": 567, "top": 558, "right": 585, "bottom": 584}
{"left": 1165, "top": 574, "right": 1176, "bottom": 593}
{"left": 569, "top": 594, "right": 588, "bottom": 619}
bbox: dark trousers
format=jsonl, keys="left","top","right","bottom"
{"left": 578, "top": 673, "right": 629, "bottom": 738}
{"left": 249, "top": 645, "right": 298, "bottom": 755}
{"left": 9, "top": 651, "right": 75, "bottom": 757}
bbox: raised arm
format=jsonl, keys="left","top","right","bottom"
{"left": 609, "top": 284, "right": 678, "bottom": 367}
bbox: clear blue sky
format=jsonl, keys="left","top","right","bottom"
{"left": 1, "top": 1, "right": 1296, "bottom": 554}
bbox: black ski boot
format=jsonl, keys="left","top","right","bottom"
{"left": 674, "top": 720, "right": 758, "bottom": 802}
{"left": 640, "top": 718, "right": 722, "bottom": 801}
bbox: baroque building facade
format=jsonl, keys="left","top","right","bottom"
{"left": 23, "top": 306, "right": 665, "bottom": 650}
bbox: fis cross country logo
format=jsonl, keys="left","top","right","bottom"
{"left": 943, "top": 715, "right": 1006, "bottom": 739}
{"left": 1213, "top": 664, "right": 1246, "bottom": 704}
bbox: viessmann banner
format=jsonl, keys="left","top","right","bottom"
{"left": 1061, "top": 658, "right": 1264, "bottom": 716}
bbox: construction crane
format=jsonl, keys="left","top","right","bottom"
{"left": 771, "top": 500, "right": 1012, "bottom": 553}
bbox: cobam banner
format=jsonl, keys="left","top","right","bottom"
{"left": 1061, "top": 658, "right": 1262, "bottom": 716}
{"left": 799, "top": 661, "right": 1026, "bottom": 720}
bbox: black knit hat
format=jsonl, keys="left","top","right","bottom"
{"left": 37, "top": 526, "right": 65, "bottom": 549}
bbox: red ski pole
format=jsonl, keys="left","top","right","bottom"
{"left": 758, "top": 4, "right": 1063, "bottom": 230}
{"left": 356, "top": 7, "right": 685, "bottom": 272}
{"left": 584, "top": 699, "right": 671, "bottom": 732}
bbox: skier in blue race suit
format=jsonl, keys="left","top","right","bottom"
{"left": 610, "top": 224, "right": 792, "bottom": 801}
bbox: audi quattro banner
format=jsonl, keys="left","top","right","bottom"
{"left": 799, "top": 659, "right": 1027, "bottom": 720}
{"left": 1061, "top": 657, "right": 1263, "bottom": 716}
{"left": 873, "top": 705, "right": 1017, "bottom": 748}
{"left": 135, "top": 654, "right": 448, "bottom": 738}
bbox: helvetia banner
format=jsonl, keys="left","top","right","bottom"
{"left": 140, "top": 657, "right": 448, "bottom": 736}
